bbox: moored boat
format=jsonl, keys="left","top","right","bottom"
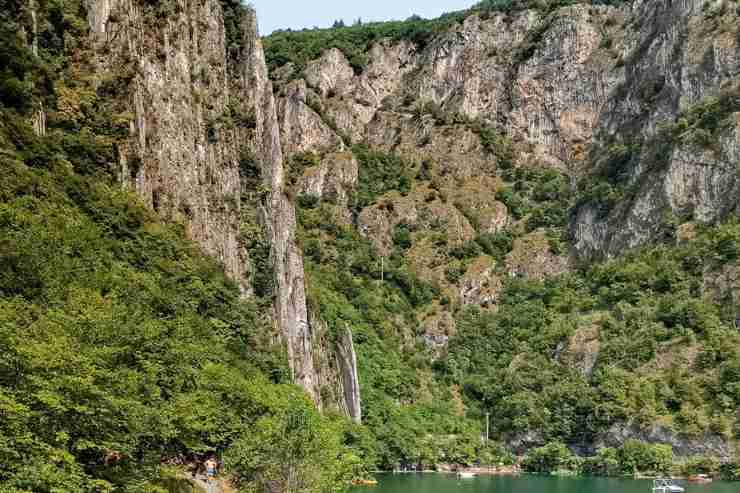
{"left": 687, "top": 474, "right": 712, "bottom": 484}
{"left": 352, "top": 479, "right": 378, "bottom": 486}
{"left": 652, "top": 479, "right": 685, "bottom": 493}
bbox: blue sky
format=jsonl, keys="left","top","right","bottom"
{"left": 252, "top": 0, "right": 477, "bottom": 35}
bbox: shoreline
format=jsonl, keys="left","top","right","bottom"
{"left": 371, "top": 470, "right": 728, "bottom": 481}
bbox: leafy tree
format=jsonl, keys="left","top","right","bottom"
{"left": 521, "top": 442, "right": 574, "bottom": 473}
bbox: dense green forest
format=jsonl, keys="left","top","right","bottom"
{"left": 0, "top": 1, "right": 358, "bottom": 491}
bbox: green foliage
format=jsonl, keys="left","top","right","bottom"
{"left": 577, "top": 82, "right": 740, "bottom": 219}
{"left": 475, "top": 231, "right": 514, "bottom": 261}
{"left": 0, "top": 150, "right": 355, "bottom": 490}
{"left": 581, "top": 441, "right": 673, "bottom": 476}
{"left": 618, "top": 440, "right": 673, "bottom": 475}
{"left": 442, "top": 223, "right": 740, "bottom": 446}
{"left": 720, "top": 461, "right": 740, "bottom": 481}
{"left": 226, "top": 400, "right": 357, "bottom": 493}
{"left": 392, "top": 223, "right": 413, "bottom": 250}
{"left": 353, "top": 145, "right": 413, "bottom": 208}
{"left": 296, "top": 202, "right": 481, "bottom": 469}
{"left": 670, "top": 81, "right": 740, "bottom": 148}
{"left": 238, "top": 149, "right": 261, "bottom": 185}
{"left": 0, "top": 2, "right": 353, "bottom": 491}
{"left": 468, "top": 119, "right": 514, "bottom": 167}
{"left": 264, "top": 12, "right": 469, "bottom": 75}
{"left": 220, "top": 0, "right": 253, "bottom": 63}
{"left": 521, "top": 442, "right": 575, "bottom": 473}
{"left": 240, "top": 212, "right": 275, "bottom": 301}
{"left": 581, "top": 447, "right": 622, "bottom": 476}
{"left": 287, "top": 151, "right": 321, "bottom": 189}
{"left": 496, "top": 167, "right": 571, "bottom": 232}
{"left": 680, "top": 455, "right": 721, "bottom": 476}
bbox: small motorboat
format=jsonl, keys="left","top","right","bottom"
{"left": 688, "top": 474, "right": 712, "bottom": 484}
{"left": 652, "top": 479, "right": 685, "bottom": 493}
{"left": 457, "top": 472, "right": 476, "bottom": 479}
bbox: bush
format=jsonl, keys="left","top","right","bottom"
{"left": 297, "top": 193, "right": 321, "bottom": 209}
{"left": 475, "top": 231, "right": 514, "bottom": 259}
{"left": 522, "top": 442, "right": 575, "bottom": 473}
{"left": 353, "top": 145, "right": 413, "bottom": 208}
{"left": 263, "top": 0, "right": 626, "bottom": 77}
{"left": 582, "top": 448, "right": 621, "bottom": 476}
{"left": 618, "top": 440, "right": 673, "bottom": 475}
{"left": 450, "top": 239, "right": 483, "bottom": 260}
{"left": 442, "top": 222, "right": 740, "bottom": 448}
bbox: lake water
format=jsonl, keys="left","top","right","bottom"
{"left": 356, "top": 473, "right": 737, "bottom": 493}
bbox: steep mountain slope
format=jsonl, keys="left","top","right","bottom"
{"left": 264, "top": 0, "right": 740, "bottom": 470}
{"left": 1, "top": 0, "right": 739, "bottom": 488}
{"left": 82, "top": 0, "right": 323, "bottom": 403}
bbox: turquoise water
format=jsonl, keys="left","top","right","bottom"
{"left": 356, "top": 473, "right": 737, "bottom": 493}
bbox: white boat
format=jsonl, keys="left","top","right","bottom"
{"left": 652, "top": 479, "right": 685, "bottom": 493}
{"left": 457, "top": 472, "right": 476, "bottom": 479}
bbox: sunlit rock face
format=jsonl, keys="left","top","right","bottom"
{"left": 274, "top": 1, "right": 739, "bottom": 264}
{"left": 85, "top": 0, "right": 321, "bottom": 404}
{"left": 571, "top": 0, "right": 740, "bottom": 260}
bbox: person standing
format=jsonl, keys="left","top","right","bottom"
{"left": 204, "top": 456, "right": 218, "bottom": 493}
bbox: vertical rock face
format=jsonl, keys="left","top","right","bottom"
{"left": 85, "top": 0, "right": 247, "bottom": 291}
{"left": 235, "top": 10, "right": 320, "bottom": 405}
{"left": 571, "top": 0, "right": 740, "bottom": 260}
{"left": 272, "top": 5, "right": 624, "bottom": 170}
{"left": 271, "top": 1, "right": 739, "bottom": 263}
{"left": 336, "top": 327, "right": 361, "bottom": 424}
{"left": 85, "top": 0, "right": 321, "bottom": 403}
{"left": 80, "top": 0, "right": 740, "bottom": 416}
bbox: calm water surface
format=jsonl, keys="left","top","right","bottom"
{"left": 357, "top": 473, "right": 737, "bottom": 493}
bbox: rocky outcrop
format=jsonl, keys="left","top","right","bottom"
{"left": 274, "top": 5, "right": 625, "bottom": 171}
{"left": 238, "top": 11, "right": 320, "bottom": 404}
{"left": 91, "top": 0, "right": 738, "bottom": 421}
{"left": 296, "top": 151, "right": 358, "bottom": 210}
{"left": 277, "top": 80, "right": 344, "bottom": 156}
{"left": 86, "top": 0, "right": 248, "bottom": 290}
{"left": 336, "top": 327, "right": 362, "bottom": 423}
{"left": 558, "top": 323, "right": 601, "bottom": 379}
{"left": 84, "top": 0, "right": 321, "bottom": 404}
{"left": 506, "top": 230, "right": 569, "bottom": 280}
{"left": 459, "top": 256, "right": 502, "bottom": 306}
{"left": 572, "top": 0, "right": 740, "bottom": 260}
{"left": 273, "top": 1, "right": 739, "bottom": 265}
{"left": 596, "top": 422, "right": 734, "bottom": 460}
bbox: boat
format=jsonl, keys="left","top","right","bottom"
{"left": 457, "top": 472, "right": 476, "bottom": 479}
{"left": 652, "top": 479, "right": 685, "bottom": 493}
{"left": 352, "top": 479, "right": 378, "bottom": 486}
{"left": 688, "top": 474, "right": 712, "bottom": 484}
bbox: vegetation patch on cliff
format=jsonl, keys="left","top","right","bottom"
{"left": 440, "top": 222, "right": 740, "bottom": 452}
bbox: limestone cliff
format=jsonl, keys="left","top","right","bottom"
{"left": 77, "top": 0, "right": 739, "bottom": 431}
{"left": 83, "top": 0, "right": 321, "bottom": 404}
{"left": 572, "top": 0, "right": 740, "bottom": 260}
{"left": 271, "top": 0, "right": 739, "bottom": 263}
{"left": 239, "top": 12, "right": 320, "bottom": 403}
{"left": 269, "top": 0, "right": 739, "bottom": 308}
{"left": 85, "top": 0, "right": 247, "bottom": 290}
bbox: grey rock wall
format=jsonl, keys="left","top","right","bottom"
{"left": 85, "top": 0, "right": 321, "bottom": 404}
